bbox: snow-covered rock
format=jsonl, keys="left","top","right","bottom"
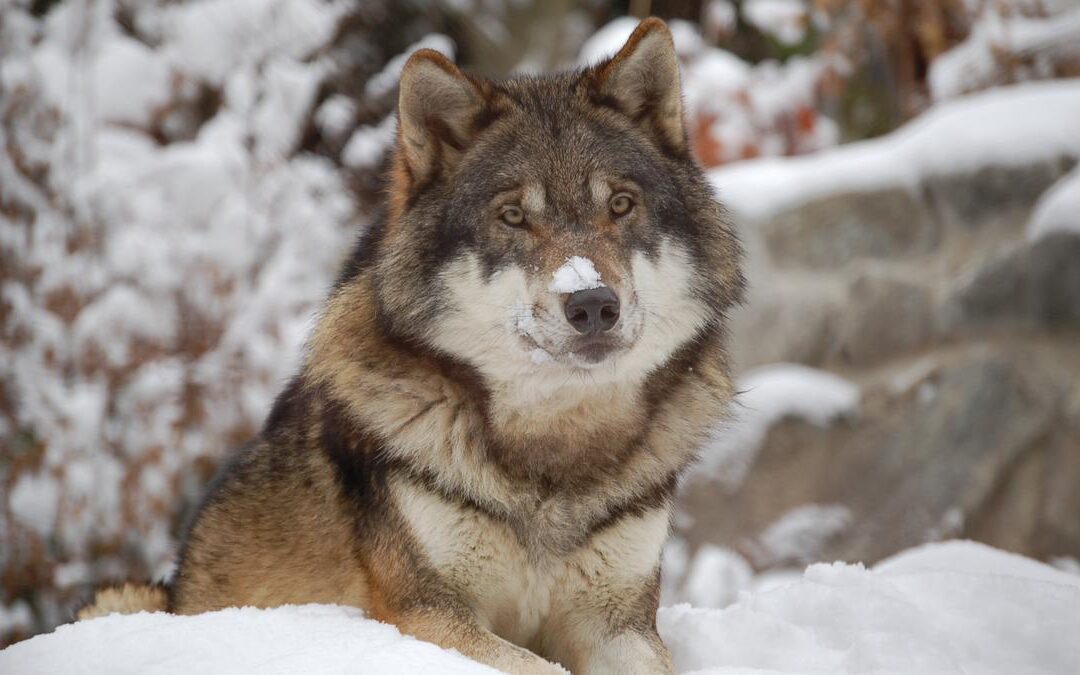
{"left": 695, "top": 363, "right": 859, "bottom": 488}
{"left": 1027, "top": 166, "right": 1080, "bottom": 240}
{"left": 2, "top": 541, "right": 1077, "bottom": 674}
{"left": 713, "top": 80, "right": 1080, "bottom": 222}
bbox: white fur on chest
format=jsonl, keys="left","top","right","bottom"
{"left": 390, "top": 476, "right": 670, "bottom": 647}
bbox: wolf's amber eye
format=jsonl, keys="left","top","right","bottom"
{"left": 500, "top": 205, "right": 525, "bottom": 227}
{"left": 609, "top": 193, "right": 634, "bottom": 217}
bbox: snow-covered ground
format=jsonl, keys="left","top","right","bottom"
{"left": 2, "top": 541, "right": 1076, "bottom": 674}
{"left": 663, "top": 541, "right": 1080, "bottom": 674}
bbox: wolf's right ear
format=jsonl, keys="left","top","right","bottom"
{"left": 396, "top": 49, "right": 491, "bottom": 186}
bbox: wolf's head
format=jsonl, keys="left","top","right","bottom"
{"left": 361, "top": 19, "right": 742, "bottom": 399}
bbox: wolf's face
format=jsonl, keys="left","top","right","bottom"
{"left": 369, "top": 21, "right": 742, "bottom": 396}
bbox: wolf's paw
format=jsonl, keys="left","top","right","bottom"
{"left": 514, "top": 659, "right": 569, "bottom": 675}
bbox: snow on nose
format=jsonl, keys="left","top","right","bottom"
{"left": 549, "top": 256, "right": 603, "bottom": 294}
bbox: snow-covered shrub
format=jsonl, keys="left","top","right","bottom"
{"left": 0, "top": 0, "right": 451, "bottom": 644}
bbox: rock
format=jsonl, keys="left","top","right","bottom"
{"left": 967, "top": 427, "right": 1080, "bottom": 561}
{"left": 760, "top": 187, "right": 940, "bottom": 268}
{"left": 729, "top": 279, "right": 844, "bottom": 369}
{"left": 731, "top": 266, "right": 935, "bottom": 370}
{"left": 828, "top": 267, "right": 935, "bottom": 366}
{"left": 923, "top": 156, "right": 1077, "bottom": 236}
{"left": 967, "top": 377, "right": 1080, "bottom": 560}
{"left": 680, "top": 346, "right": 1076, "bottom": 567}
{"left": 697, "top": 128, "right": 1080, "bottom": 574}
{"left": 755, "top": 158, "right": 1077, "bottom": 270}
{"left": 941, "top": 232, "right": 1080, "bottom": 333}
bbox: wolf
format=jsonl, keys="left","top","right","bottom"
{"left": 79, "top": 18, "right": 743, "bottom": 674}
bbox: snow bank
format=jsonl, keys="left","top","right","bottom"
{"left": 663, "top": 539, "right": 809, "bottom": 609}
{"left": 0, "top": 605, "right": 498, "bottom": 675}
{"left": 664, "top": 505, "right": 853, "bottom": 604}
{"left": 3, "top": 541, "right": 1076, "bottom": 674}
{"left": 876, "top": 540, "right": 1080, "bottom": 586}
{"left": 713, "top": 80, "right": 1080, "bottom": 220}
{"left": 696, "top": 363, "right": 859, "bottom": 488}
{"left": 660, "top": 540, "right": 1080, "bottom": 674}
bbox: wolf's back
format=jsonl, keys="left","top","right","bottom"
{"left": 77, "top": 582, "right": 169, "bottom": 620}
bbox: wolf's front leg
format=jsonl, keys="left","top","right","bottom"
{"left": 542, "top": 568, "right": 675, "bottom": 674}
{"left": 394, "top": 608, "right": 567, "bottom": 675}
{"left": 544, "top": 611, "right": 674, "bottom": 675}
{"left": 544, "top": 507, "right": 675, "bottom": 674}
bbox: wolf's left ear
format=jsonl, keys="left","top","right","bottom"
{"left": 396, "top": 49, "right": 492, "bottom": 185}
{"left": 583, "top": 18, "right": 686, "bottom": 153}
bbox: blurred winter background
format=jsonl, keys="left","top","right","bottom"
{"left": 1, "top": 0, "right": 1079, "bottom": 647}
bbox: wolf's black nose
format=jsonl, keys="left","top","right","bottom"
{"left": 564, "top": 287, "right": 620, "bottom": 334}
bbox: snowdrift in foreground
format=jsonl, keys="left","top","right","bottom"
{"left": 2, "top": 541, "right": 1077, "bottom": 674}
{"left": 664, "top": 541, "right": 1080, "bottom": 674}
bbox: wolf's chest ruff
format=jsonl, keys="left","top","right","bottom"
{"left": 392, "top": 473, "right": 671, "bottom": 649}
